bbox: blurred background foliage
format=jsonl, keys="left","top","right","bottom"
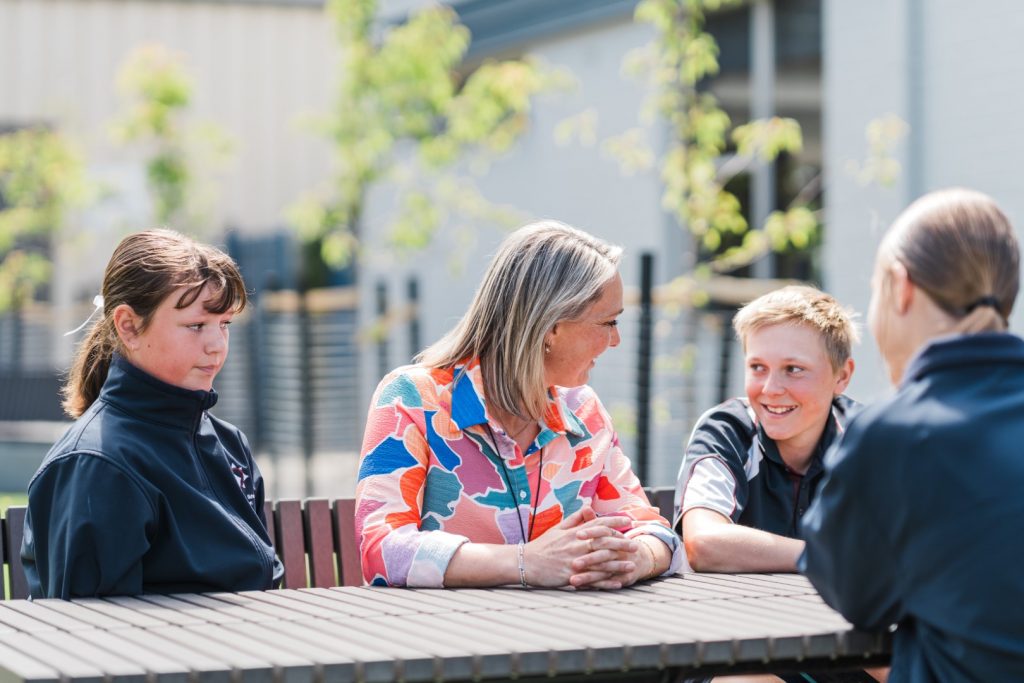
{"left": 112, "top": 44, "right": 234, "bottom": 235}
{"left": 0, "top": 128, "right": 91, "bottom": 312}
{"left": 633, "top": 0, "right": 814, "bottom": 285}
{"left": 0, "top": 0, "right": 899, "bottom": 310}
{"left": 287, "top": 0, "right": 565, "bottom": 278}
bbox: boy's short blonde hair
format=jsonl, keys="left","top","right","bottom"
{"left": 732, "top": 285, "right": 858, "bottom": 371}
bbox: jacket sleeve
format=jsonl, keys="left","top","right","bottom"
{"left": 23, "top": 454, "right": 156, "bottom": 599}
{"left": 798, "top": 412, "right": 903, "bottom": 630}
{"left": 586, "top": 393, "right": 683, "bottom": 576}
{"left": 355, "top": 373, "right": 469, "bottom": 587}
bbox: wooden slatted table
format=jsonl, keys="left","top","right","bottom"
{"left": 0, "top": 574, "right": 890, "bottom": 683}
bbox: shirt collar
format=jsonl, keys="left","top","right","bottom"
{"left": 901, "top": 332, "right": 1024, "bottom": 388}
{"left": 446, "top": 359, "right": 584, "bottom": 438}
{"left": 100, "top": 354, "right": 217, "bottom": 430}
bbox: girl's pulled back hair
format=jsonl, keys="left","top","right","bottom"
{"left": 884, "top": 188, "right": 1020, "bottom": 335}
{"left": 417, "top": 220, "right": 621, "bottom": 421}
{"left": 62, "top": 229, "right": 247, "bottom": 417}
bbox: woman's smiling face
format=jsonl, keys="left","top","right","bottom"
{"left": 543, "top": 273, "right": 623, "bottom": 388}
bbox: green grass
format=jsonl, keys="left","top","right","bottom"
{"left": 0, "top": 493, "right": 27, "bottom": 515}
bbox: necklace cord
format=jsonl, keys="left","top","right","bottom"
{"left": 484, "top": 424, "right": 543, "bottom": 542}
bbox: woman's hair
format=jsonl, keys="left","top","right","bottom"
{"left": 417, "top": 220, "right": 622, "bottom": 420}
{"left": 733, "top": 285, "right": 858, "bottom": 371}
{"left": 63, "top": 229, "right": 247, "bottom": 417}
{"left": 882, "top": 188, "right": 1020, "bottom": 334}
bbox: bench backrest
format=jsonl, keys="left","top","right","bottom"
{"left": 0, "top": 499, "right": 362, "bottom": 600}
{"left": 1, "top": 486, "right": 677, "bottom": 598}
{"left": 263, "top": 497, "right": 363, "bottom": 589}
{"left": 644, "top": 486, "right": 676, "bottom": 524}
{"left": 1, "top": 506, "right": 29, "bottom": 600}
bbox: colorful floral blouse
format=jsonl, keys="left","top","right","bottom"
{"left": 355, "top": 360, "right": 682, "bottom": 587}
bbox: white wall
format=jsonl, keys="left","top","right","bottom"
{"left": 0, "top": 0, "right": 335, "bottom": 362}
{"left": 0, "top": 0, "right": 334, "bottom": 232}
{"left": 824, "top": 0, "right": 1024, "bottom": 402}
{"left": 822, "top": 0, "right": 913, "bottom": 401}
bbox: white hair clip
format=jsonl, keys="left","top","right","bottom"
{"left": 64, "top": 295, "right": 105, "bottom": 337}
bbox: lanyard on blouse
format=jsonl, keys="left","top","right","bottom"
{"left": 484, "top": 423, "right": 543, "bottom": 543}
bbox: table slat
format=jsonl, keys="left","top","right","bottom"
{"left": 0, "top": 640, "right": 62, "bottom": 683}
{"left": 72, "top": 629, "right": 193, "bottom": 683}
{"left": 32, "top": 631, "right": 149, "bottom": 683}
{"left": 2, "top": 600, "right": 97, "bottom": 632}
{"left": 109, "top": 625, "right": 237, "bottom": 683}
{"left": 133, "top": 593, "right": 244, "bottom": 625}
{"left": 149, "top": 625, "right": 276, "bottom": 683}
{"left": 0, "top": 604, "right": 59, "bottom": 633}
{"left": 31, "top": 599, "right": 133, "bottom": 630}
{"left": 3, "top": 632, "right": 106, "bottom": 683}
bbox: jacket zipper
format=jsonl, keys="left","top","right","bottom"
{"left": 191, "top": 412, "right": 276, "bottom": 586}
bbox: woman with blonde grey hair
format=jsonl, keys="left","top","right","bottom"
{"left": 356, "top": 220, "right": 680, "bottom": 588}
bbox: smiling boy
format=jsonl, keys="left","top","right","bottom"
{"left": 674, "top": 285, "right": 858, "bottom": 572}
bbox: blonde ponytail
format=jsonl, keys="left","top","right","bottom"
{"left": 889, "top": 188, "right": 1019, "bottom": 333}
{"left": 954, "top": 298, "right": 1007, "bottom": 335}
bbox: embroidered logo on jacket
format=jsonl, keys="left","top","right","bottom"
{"left": 231, "top": 464, "right": 250, "bottom": 492}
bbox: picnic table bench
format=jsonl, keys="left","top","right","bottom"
{"left": 0, "top": 488, "right": 891, "bottom": 681}
{"left": 1, "top": 487, "right": 679, "bottom": 599}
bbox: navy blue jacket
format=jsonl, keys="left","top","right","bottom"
{"left": 22, "top": 356, "right": 284, "bottom": 598}
{"left": 800, "top": 333, "right": 1024, "bottom": 682}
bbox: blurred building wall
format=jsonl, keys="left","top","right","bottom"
{"left": 823, "top": 0, "right": 1024, "bottom": 401}
{"left": 0, "top": 0, "right": 334, "bottom": 363}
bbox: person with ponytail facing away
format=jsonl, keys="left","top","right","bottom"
{"left": 800, "top": 188, "right": 1024, "bottom": 681}
{"left": 22, "top": 229, "right": 283, "bottom": 598}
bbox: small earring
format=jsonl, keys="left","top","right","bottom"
{"left": 544, "top": 344, "right": 551, "bottom": 354}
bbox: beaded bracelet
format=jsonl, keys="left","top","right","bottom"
{"left": 517, "top": 542, "right": 528, "bottom": 587}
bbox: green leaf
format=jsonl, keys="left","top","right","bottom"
{"left": 321, "top": 230, "right": 357, "bottom": 267}
{"left": 0, "top": 127, "right": 90, "bottom": 310}
{"left": 390, "top": 192, "right": 439, "bottom": 253}
{"left": 112, "top": 43, "right": 226, "bottom": 230}
{"left": 601, "top": 128, "right": 655, "bottom": 175}
{"left": 732, "top": 117, "right": 803, "bottom": 161}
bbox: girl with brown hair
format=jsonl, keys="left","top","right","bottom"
{"left": 23, "top": 229, "right": 282, "bottom": 598}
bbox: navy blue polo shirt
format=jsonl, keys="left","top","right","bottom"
{"left": 674, "top": 395, "right": 858, "bottom": 538}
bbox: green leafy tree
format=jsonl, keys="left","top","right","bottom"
{"left": 0, "top": 128, "right": 90, "bottom": 311}
{"left": 591, "top": 0, "right": 815, "bottom": 293}
{"left": 113, "top": 44, "right": 232, "bottom": 232}
{"left": 290, "top": 0, "right": 558, "bottom": 276}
